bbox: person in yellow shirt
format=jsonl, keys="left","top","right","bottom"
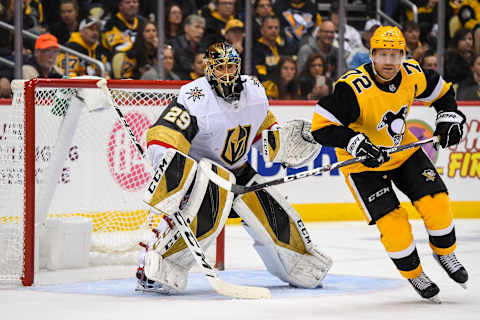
{"left": 311, "top": 26, "right": 468, "bottom": 302}
{"left": 57, "top": 17, "right": 108, "bottom": 77}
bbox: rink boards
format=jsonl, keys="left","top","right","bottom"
{"left": 1, "top": 99, "right": 478, "bottom": 222}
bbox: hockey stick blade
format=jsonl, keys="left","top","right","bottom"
{"left": 171, "top": 211, "right": 271, "bottom": 299}
{"left": 200, "top": 136, "right": 439, "bottom": 195}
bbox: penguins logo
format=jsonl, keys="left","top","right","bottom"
{"left": 377, "top": 105, "right": 408, "bottom": 145}
{"left": 221, "top": 125, "right": 251, "bottom": 165}
{"left": 422, "top": 169, "right": 436, "bottom": 182}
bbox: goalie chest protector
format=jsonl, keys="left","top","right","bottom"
{"left": 176, "top": 76, "right": 270, "bottom": 170}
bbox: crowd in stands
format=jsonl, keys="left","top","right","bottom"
{"left": 1, "top": 0, "right": 480, "bottom": 100}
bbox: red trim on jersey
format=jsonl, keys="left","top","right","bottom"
{"left": 146, "top": 140, "right": 176, "bottom": 149}
{"left": 253, "top": 121, "right": 278, "bottom": 144}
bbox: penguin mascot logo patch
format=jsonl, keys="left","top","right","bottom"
{"left": 377, "top": 105, "right": 408, "bottom": 145}
{"left": 422, "top": 169, "right": 436, "bottom": 182}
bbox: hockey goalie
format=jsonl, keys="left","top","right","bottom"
{"left": 136, "top": 41, "right": 332, "bottom": 294}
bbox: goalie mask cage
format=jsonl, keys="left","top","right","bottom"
{"left": 0, "top": 78, "right": 225, "bottom": 286}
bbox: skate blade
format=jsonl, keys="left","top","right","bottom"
{"left": 135, "top": 285, "right": 169, "bottom": 294}
{"left": 428, "top": 296, "right": 442, "bottom": 304}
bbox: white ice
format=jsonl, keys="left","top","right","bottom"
{"left": 1, "top": 219, "right": 479, "bottom": 320}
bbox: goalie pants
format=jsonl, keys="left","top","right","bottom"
{"left": 345, "top": 148, "right": 456, "bottom": 279}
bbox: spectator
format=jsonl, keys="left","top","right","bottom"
{"left": 404, "top": 21, "right": 428, "bottom": 60}
{"left": 297, "top": 53, "right": 332, "bottom": 100}
{"left": 274, "top": 0, "right": 321, "bottom": 54}
{"left": 101, "top": 0, "right": 146, "bottom": 59}
{"left": 253, "top": 16, "right": 291, "bottom": 81}
{"left": 0, "top": 0, "right": 46, "bottom": 52}
{"left": 405, "top": 0, "right": 439, "bottom": 42}
{"left": 141, "top": 45, "right": 181, "bottom": 80}
{"left": 0, "top": 33, "right": 62, "bottom": 98}
{"left": 116, "top": 21, "right": 158, "bottom": 79}
{"left": 202, "top": 0, "right": 236, "bottom": 46}
{"left": 141, "top": 0, "right": 198, "bottom": 23}
{"left": 252, "top": 0, "right": 274, "bottom": 41}
{"left": 329, "top": 1, "right": 362, "bottom": 55}
{"left": 165, "top": 3, "right": 183, "bottom": 41}
{"left": 24, "top": 33, "right": 63, "bottom": 79}
{"left": 457, "top": 54, "right": 480, "bottom": 100}
{"left": 187, "top": 52, "right": 205, "bottom": 80}
{"left": 457, "top": 0, "right": 480, "bottom": 56}
{"left": 297, "top": 20, "right": 345, "bottom": 79}
{"left": 168, "top": 14, "right": 206, "bottom": 79}
{"left": 222, "top": 19, "right": 245, "bottom": 56}
{"left": 49, "top": 0, "right": 80, "bottom": 44}
{"left": 348, "top": 18, "right": 380, "bottom": 69}
{"left": 262, "top": 55, "right": 301, "bottom": 100}
{"left": 0, "top": 0, "right": 15, "bottom": 58}
{"left": 23, "top": 0, "right": 47, "bottom": 35}
{"left": 420, "top": 50, "right": 438, "bottom": 72}
{"left": 57, "top": 17, "right": 108, "bottom": 77}
{"left": 445, "top": 28, "right": 474, "bottom": 83}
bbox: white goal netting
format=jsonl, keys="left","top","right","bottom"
{"left": 0, "top": 79, "right": 221, "bottom": 285}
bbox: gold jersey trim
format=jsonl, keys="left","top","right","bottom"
{"left": 146, "top": 126, "right": 191, "bottom": 155}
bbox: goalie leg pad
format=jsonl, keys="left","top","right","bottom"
{"left": 143, "top": 158, "right": 236, "bottom": 292}
{"left": 233, "top": 175, "right": 332, "bottom": 288}
{"left": 144, "top": 148, "right": 198, "bottom": 216}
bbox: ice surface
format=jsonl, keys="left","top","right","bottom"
{"left": 1, "top": 220, "right": 479, "bottom": 320}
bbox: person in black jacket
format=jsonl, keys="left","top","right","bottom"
{"left": 168, "top": 14, "right": 206, "bottom": 79}
{"left": 444, "top": 28, "right": 474, "bottom": 84}
{"left": 48, "top": 0, "right": 80, "bottom": 44}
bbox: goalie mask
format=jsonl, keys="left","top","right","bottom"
{"left": 205, "top": 41, "right": 244, "bottom": 104}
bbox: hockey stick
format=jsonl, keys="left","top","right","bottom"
{"left": 200, "top": 136, "right": 439, "bottom": 195}
{"left": 96, "top": 79, "right": 271, "bottom": 299}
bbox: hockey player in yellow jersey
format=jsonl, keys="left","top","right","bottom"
{"left": 135, "top": 41, "right": 332, "bottom": 294}
{"left": 311, "top": 26, "right": 468, "bottom": 302}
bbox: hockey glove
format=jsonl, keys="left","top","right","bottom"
{"left": 346, "top": 133, "right": 390, "bottom": 168}
{"left": 434, "top": 110, "right": 466, "bottom": 149}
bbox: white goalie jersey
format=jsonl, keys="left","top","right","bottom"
{"left": 147, "top": 75, "right": 277, "bottom": 170}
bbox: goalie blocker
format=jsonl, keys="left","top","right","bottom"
{"left": 141, "top": 149, "right": 332, "bottom": 292}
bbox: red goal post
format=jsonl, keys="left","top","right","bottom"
{"left": 0, "top": 78, "right": 225, "bottom": 286}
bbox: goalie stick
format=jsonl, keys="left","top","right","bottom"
{"left": 96, "top": 79, "right": 271, "bottom": 299}
{"left": 200, "top": 136, "right": 439, "bottom": 195}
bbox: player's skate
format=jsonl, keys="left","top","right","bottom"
{"left": 433, "top": 252, "right": 468, "bottom": 289}
{"left": 407, "top": 272, "right": 441, "bottom": 303}
{"left": 135, "top": 266, "right": 166, "bottom": 294}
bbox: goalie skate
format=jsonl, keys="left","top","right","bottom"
{"left": 135, "top": 267, "right": 170, "bottom": 294}
{"left": 433, "top": 252, "right": 468, "bottom": 289}
{"left": 407, "top": 272, "right": 441, "bottom": 303}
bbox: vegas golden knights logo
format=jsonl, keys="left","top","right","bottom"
{"left": 221, "top": 125, "right": 251, "bottom": 165}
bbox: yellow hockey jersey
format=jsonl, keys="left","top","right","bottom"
{"left": 311, "top": 59, "right": 454, "bottom": 174}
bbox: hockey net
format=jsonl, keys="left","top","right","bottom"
{"left": 0, "top": 78, "right": 225, "bottom": 286}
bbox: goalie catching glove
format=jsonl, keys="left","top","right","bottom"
{"left": 434, "top": 110, "right": 466, "bottom": 149}
{"left": 347, "top": 133, "right": 390, "bottom": 168}
{"left": 262, "top": 119, "right": 321, "bottom": 167}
